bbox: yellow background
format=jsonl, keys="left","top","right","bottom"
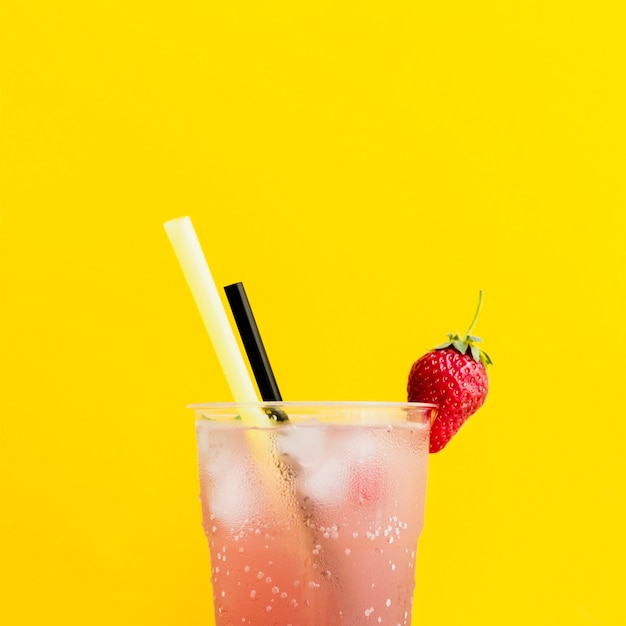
{"left": 1, "top": 1, "right": 625, "bottom": 624}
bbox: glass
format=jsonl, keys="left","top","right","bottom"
{"left": 191, "top": 401, "right": 436, "bottom": 625}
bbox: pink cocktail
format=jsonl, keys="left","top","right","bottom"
{"left": 193, "top": 402, "right": 435, "bottom": 626}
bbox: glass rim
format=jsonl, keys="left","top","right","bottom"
{"left": 188, "top": 400, "right": 438, "bottom": 410}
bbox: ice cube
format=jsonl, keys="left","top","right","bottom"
{"left": 197, "top": 426, "right": 260, "bottom": 526}
{"left": 300, "top": 448, "right": 349, "bottom": 508}
{"left": 209, "top": 465, "right": 259, "bottom": 525}
{"left": 276, "top": 423, "right": 328, "bottom": 468}
{"left": 300, "top": 429, "right": 388, "bottom": 509}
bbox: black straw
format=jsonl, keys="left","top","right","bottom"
{"left": 224, "top": 282, "right": 283, "bottom": 402}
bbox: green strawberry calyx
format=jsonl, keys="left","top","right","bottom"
{"left": 435, "top": 290, "right": 493, "bottom": 367}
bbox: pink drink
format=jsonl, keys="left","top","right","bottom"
{"left": 193, "top": 402, "right": 434, "bottom": 626}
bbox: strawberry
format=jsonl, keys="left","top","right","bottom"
{"left": 407, "top": 291, "right": 492, "bottom": 453}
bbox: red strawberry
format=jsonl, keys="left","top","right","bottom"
{"left": 407, "top": 291, "right": 492, "bottom": 453}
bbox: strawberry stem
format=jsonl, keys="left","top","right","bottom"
{"left": 464, "top": 290, "right": 484, "bottom": 338}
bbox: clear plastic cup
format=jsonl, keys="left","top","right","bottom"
{"left": 191, "top": 401, "right": 436, "bottom": 625}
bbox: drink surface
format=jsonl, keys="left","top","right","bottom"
{"left": 196, "top": 415, "right": 429, "bottom": 626}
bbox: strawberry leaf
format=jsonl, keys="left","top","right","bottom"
{"left": 480, "top": 351, "right": 493, "bottom": 367}
{"left": 453, "top": 339, "right": 466, "bottom": 353}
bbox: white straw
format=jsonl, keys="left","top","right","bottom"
{"left": 164, "top": 216, "right": 264, "bottom": 424}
